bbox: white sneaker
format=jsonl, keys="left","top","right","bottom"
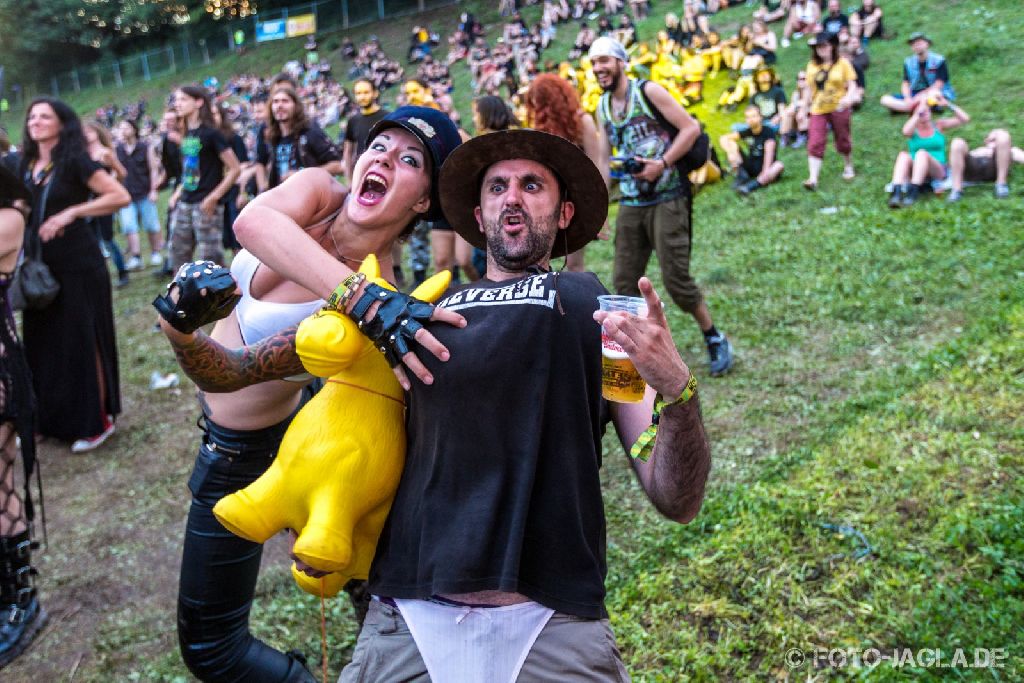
{"left": 125, "top": 255, "right": 143, "bottom": 271}
{"left": 150, "top": 252, "right": 165, "bottom": 267}
{"left": 781, "top": 38, "right": 791, "bottom": 48}
{"left": 71, "top": 418, "right": 115, "bottom": 453}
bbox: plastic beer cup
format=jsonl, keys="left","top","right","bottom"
{"left": 598, "top": 295, "right": 647, "bottom": 403}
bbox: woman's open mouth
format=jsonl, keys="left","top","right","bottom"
{"left": 357, "top": 171, "right": 389, "bottom": 206}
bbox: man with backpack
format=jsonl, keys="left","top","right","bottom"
{"left": 591, "top": 37, "right": 734, "bottom": 376}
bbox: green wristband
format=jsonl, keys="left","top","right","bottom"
{"left": 629, "top": 374, "right": 697, "bottom": 462}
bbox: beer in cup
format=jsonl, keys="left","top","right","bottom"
{"left": 598, "top": 295, "right": 647, "bottom": 403}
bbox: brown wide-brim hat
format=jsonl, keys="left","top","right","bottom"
{"left": 439, "top": 129, "right": 609, "bottom": 258}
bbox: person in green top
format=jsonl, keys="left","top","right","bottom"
{"left": 887, "top": 94, "right": 969, "bottom": 208}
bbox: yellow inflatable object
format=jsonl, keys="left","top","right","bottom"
{"left": 212, "top": 255, "right": 451, "bottom": 597}
{"left": 579, "top": 63, "right": 602, "bottom": 114}
{"left": 680, "top": 50, "right": 706, "bottom": 102}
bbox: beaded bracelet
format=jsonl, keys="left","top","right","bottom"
{"left": 629, "top": 374, "right": 698, "bottom": 462}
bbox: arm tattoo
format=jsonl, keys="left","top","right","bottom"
{"left": 644, "top": 396, "right": 712, "bottom": 522}
{"left": 169, "top": 325, "right": 305, "bottom": 393}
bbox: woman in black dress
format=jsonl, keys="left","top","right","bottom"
{"left": 19, "top": 98, "right": 129, "bottom": 452}
{"left": 0, "top": 162, "right": 46, "bottom": 667}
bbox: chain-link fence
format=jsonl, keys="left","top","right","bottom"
{"left": 20, "top": 0, "right": 456, "bottom": 102}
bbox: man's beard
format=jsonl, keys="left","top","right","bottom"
{"left": 598, "top": 67, "right": 623, "bottom": 93}
{"left": 484, "top": 205, "right": 561, "bottom": 270}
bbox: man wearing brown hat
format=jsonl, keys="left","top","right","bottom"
{"left": 337, "top": 129, "right": 711, "bottom": 681}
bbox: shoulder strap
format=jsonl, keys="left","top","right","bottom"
{"left": 636, "top": 80, "right": 711, "bottom": 188}
{"left": 636, "top": 79, "right": 678, "bottom": 139}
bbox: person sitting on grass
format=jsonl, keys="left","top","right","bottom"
{"left": 781, "top": 0, "right": 821, "bottom": 48}
{"left": 947, "top": 129, "right": 1022, "bottom": 202}
{"left": 880, "top": 32, "right": 954, "bottom": 114}
{"left": 850, "top": 0, "right": 884, "bottom": 42}
{"left": 820, "top": 0, "right": 849, "bottom": 38}
{"left": 720, "top": 105, "right": 784, "bottom": 196}
{"left": 779, "top": 70, "right": 810, "bottom": 148}
{"left": 753, "top": 0, "right": 790, "bottom": 25}
{"left": 749, "top": 65, "right": 787, "bottom": 128}
{"left": 839, "top": 30, "right": 870, "bottom": 109}
{"left": 887, "top": 94, "right": 969, "bottom": 208}
{"left": 751, "top": 19, "right": 779, "bottom": 64}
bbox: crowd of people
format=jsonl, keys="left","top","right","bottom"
{"left": 0, "top": 0, "right": 1018, "bottom": 676}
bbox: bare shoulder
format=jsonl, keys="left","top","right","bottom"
{"left": 248, "top": 168, "right": 347, "bottom": 227}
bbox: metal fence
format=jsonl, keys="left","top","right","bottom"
{"left": 19, "top": 0, "right": 456, "bottom": 103}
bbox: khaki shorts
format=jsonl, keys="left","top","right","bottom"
{"left": 339, "top": 599, "right": 631, "bottom": 682}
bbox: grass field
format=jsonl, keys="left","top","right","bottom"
{"left": 5, "top": 0, "right": 1023, "bottom": 680}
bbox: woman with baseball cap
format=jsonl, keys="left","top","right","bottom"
{"left": 156, "top": 106, "right": 464, "bottom": 681}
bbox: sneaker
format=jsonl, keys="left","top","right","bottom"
{"left": 781, "top": 38, "right": 791, "bottom": 47}
{"left": 792, "top": 31, "right": 803, "bottom": 39}
{"left": 791, "top": 133, "right": 807, "bottom": 149}
{"left": 947, "top": 189, "right": 963, "bottom": 203}
{"left": 994, "top": 183, "right": 1010, "bottom": 199}
{"left": 124, "top": 255, "right": 143, "bottom": 271}
{"left": 149, "top": 252, "right": 165, "bottom": 267}
{"left": 116, "top": 275, "right": 130, "bottom": 288}
{"left": 706, "top": 334, "right": 734, "bottom": 377}
{"left": 71, "top": 417, "right": 115, "bottom": 453}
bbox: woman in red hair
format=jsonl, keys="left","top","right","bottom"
{"left": 524, "top": 73, "right": 605, "bottom": 271}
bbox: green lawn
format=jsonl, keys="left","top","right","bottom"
{"left": 6, "top": 0, "right": 1023, "bottom": 680}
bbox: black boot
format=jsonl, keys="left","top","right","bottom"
{"left": 0, "top": 531, "right": 48, "bottom": 668}
{"left": 887, "top": 186, "right": 903, "bottom": 208}
{"left": 901, "top": 183, "right": 920, "bottom": 206}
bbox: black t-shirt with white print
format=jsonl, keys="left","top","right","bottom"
{"left": 369, "top": 270, "right": 614, "bottom": 619}
{"left": 267, "top": 124, "right": 340, "bottom": 188}
{"left": 179, "top": 125, "right": 228, "bottom": 204}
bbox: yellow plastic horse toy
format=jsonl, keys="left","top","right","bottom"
{"left": 213, "top": 255, "right": 450, "bottom": 597}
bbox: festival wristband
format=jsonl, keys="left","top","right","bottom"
{"left": 326, "top": 272, "right": 366, "bottom": 312}
{"left": 629, "top": 374, "right": 698, "bottom": 462}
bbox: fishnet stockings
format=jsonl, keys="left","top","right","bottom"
{"left": 0, "top": 425, "right": 26, "bottom": 537}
